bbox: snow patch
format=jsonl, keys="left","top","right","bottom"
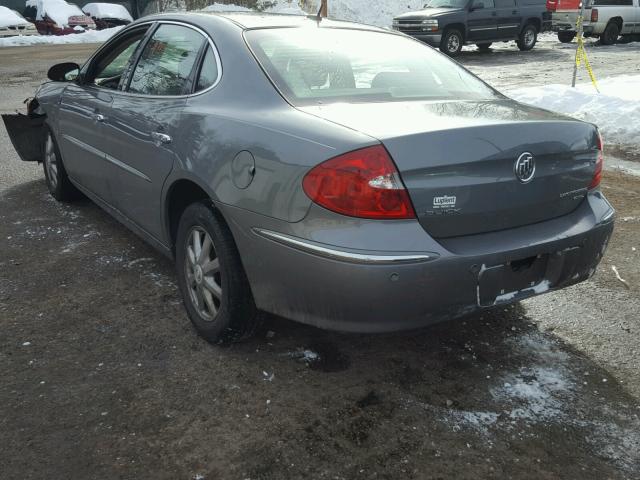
{"left": 26, "top": 0, "right": 84, "bottom": 25}
{"left": 0, "top": 6, "right": 31, "bottom": 27}
{"left": 0, "top": 25, "right": 122, "bottom": 47}
{"left": 82, "top": 3, "right": 133, "bottom": 22}
{"left": 304, "top": 0, "right": 425, "bottom": 27}
{"left": 508, "top": 75, "right": 640, "bottom": 147}
{"left": 202, "top": 1, "right": 305, "bottom": 15}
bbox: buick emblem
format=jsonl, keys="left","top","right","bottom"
{"left": 514, "top": 152, "right": 535, "bottom": 183}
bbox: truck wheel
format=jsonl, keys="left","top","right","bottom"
{"left": 440, "top": 29, "right": 463, "bottom": 56}
{"left": 476, "top": 43, "right": 492, "bottom": 52}
{"left": 43, "top": 128, "right": 79, "bottom": 201}
{"left": 517, "top": 24, "right": 538, "bottom": 51}
{"left": 557, "top": 31, "right": 576, "bottom": 43}
{"left": 175, "top": 201, "right": 261, "bottom": 344}
{"left": 600, "top": 21, "right": 619, "bottom": 45}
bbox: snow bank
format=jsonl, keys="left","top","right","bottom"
{"left": 83, "top": 3, "right": 133, "bottom": 21}
{"left": 26, "top": 0, "right": 84, "bottom": 25}
{"left": 508, "top": 75, "right": 640, "bottom": 147}
{"left": 304, "top": 0, "right": 426, "bottom": 27}
{"left": 202, "top": 1, "right": 305, "bottom": 15}
{"left": 0, "top": 25, "right": 122, "bottom": 46}
{"left": 0, "top": 6, "right": 31, "bottom": 27}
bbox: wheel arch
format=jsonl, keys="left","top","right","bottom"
{"left": 523, "top": 17, "right": 541, "bottom": 32}
{"left": 164, "top": 177, "right": 221, "bottom": 254}
{"left": 608, "top": 16, "right": 623, "bottom": 29}
{"left": 443, "top": 23, "right": 467, "bottom": 41}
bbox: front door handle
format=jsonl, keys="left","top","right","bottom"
{"left": 491, "top": 11, "right": 497, "bottom": 16}
{"left": 512, "top": 9, "right": 518, "bottom": 14}
{"left": 93, "top": 113, "right": 105, "bottom": 122}
{"left": 151, "top": 131, "right": 172, "bottom": 145}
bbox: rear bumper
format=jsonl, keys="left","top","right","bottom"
{"left": 222, "top": 192, "right": 614, "bottom": 333}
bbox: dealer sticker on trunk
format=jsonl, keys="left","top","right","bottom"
{"left": 433, "top": 195, "right": 457, "bottom": 209}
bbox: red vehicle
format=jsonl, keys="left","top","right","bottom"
{"left": 23, "top": 0, "right": 95, "bottom": 35}
{"left": 546, "top": 0, "right": 581, "bottom": 11}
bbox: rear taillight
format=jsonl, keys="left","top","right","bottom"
{"left": 302, "top": 145, "right": 416, "bottom": 219}
{"left": 591, "top": 8, "right": 598, "bottom": 22}
{"left": 546, "top": 0, "right": 557, "bottom": 11}
{"left": 589, "top": 131, "right": 603, "bottom": 190}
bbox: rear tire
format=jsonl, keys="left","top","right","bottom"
{"left": 600, "top": 21, "right": 619, "bottom": 45}
{"left": 175, "top": 201, "right": 260, "bottom": 344}
{"left": 43, "top": 128, "right": 79, "bottom": 202}
{"left": 440, "top": 28, "right": 463, "bottom": 56}
{"left": 476, "top": 43, "right": 492, "bottom": 52}
{"left": 557, "top": 31, "right": 576, "bottom": 43}
{"left": 517, "top": 24, "right": 538, "bottom": 51}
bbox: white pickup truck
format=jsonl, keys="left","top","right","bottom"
{"left": 550, "top": 0, "right": 640, "bottom": 44}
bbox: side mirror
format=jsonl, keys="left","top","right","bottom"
{"left": 47, "top": 62, "right": 80, "bottom": 82}
{"left": 470, "top": 2, "right": 485, "bottom": 10}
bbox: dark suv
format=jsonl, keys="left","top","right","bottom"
{"left": 393, "top": 0, "right": 550, "bottom": 56}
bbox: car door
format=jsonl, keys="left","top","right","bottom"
{"left": 103, "top": 22, "right": 207, "bottom": 240}
{"left": 467, "top": 0, "right": 499, "bottom": 41}
{"left": 57, "top": 25, "right": 150, "bottom": 204}
{"left": 496, "top": 0, "right": 521, "bottom": 38}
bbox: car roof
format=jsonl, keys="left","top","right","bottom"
{"left": 150, "top": 11, "right": 390, "bottom": 33}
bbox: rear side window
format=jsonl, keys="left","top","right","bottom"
{"left": 128, "top": 24, "right": 205, "bottom": 96}
{"left": 592, "top": 0, "right": 632, "bottom": 4}
{"left": 196, "top": 46, "right": 219, "bottom": 92}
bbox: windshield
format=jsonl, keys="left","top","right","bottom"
{"left": 424, "top": 0, "right": 468, "bottom": 8}
{"left": 245, "top": 28, "right": 499, "bottom": 106}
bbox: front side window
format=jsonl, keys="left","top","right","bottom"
{"left": 128, "top": 24, "right": 205, "bottom": 96}
{"left": 246, "top": 28, "right": 500, "bottom": 106}
{"left": 87, "top": 29, "right": 147, "bottom": 89}
{"left": 472, "top": 0, "right": 496, "bottom": 8}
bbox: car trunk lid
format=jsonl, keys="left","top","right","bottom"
{"left": 299, "top": 99, "right": 599, "bottom": 238}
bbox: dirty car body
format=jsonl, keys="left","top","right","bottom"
{"left": 2, "top": 12, "right": 614, "bottom": 335}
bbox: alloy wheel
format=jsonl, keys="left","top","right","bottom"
{"left": 448, "top": 34, "right": 460, "bottom": 53}
{"left": 185, "top": 226, "right": 222, "bottom": 321}
{"left": 524, "top": 28, "right": 535, "bottom": 47}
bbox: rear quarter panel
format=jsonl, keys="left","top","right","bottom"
{"left": 168, "top": 16, "right": 377, "bottom": 224}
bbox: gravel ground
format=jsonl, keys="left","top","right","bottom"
{"left": 1, "top": 38, "right": 640, "bottom": 480}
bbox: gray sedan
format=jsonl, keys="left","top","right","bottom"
{"left": 2, "top": 12, "right": 614, "bottom": 343}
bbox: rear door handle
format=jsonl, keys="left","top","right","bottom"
{"left": 93, "top": 113, "right": 105, "bottom": 122}
{"left": 491, "top": 11, "right": 497, "bottom": 16}
{"left": 151, "top": 131, "right": 172, "bottom": 145}
{"left": 512, "top": 9, "right": 518, "bottom": 14}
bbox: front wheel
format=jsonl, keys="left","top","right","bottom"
{"left": 517, "top": 24, "right": 537, "bottom": 51}
{"left": 175, "top": 201, "right": 261, "bottom": 344}
{"left": 440, "top": 29, "right": 463, "bottom": 56}
{"left": 43, "top": 129, "right": 79, "bottom": 201}
{"left": 600, "top": 22, "right": 619, "bottom": 45}
{"left": 557, "top": 31, "right": 576, "bottom": 43}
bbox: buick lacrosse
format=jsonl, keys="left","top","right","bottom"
{"left": 3, "top": 12, "right": 614, "bottom": 343}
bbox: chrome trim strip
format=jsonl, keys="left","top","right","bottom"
{"left": 469, "top": 26, "right": 496, "bottom": 31}
{"left": 62, "top": 134, "right": 151, "bottom": 182}
{"left": 253, "top": 228, "right": 434, "bottom": 265}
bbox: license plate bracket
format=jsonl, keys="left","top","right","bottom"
{"left": 477, "top": 254, "right": 549, "bottom": 307}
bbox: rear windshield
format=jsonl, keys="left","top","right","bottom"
{"left": 245, "top": 28, "right": 500, "bottom": 106}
